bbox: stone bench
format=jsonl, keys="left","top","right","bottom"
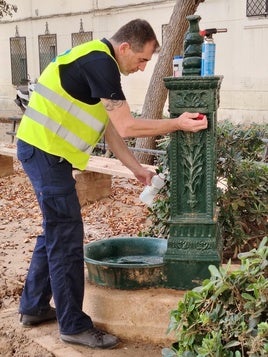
{"left": 0, "top": 144, "right": 157, "bottom": 205}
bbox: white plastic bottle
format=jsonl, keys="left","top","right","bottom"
{"left": 139, "top": 173, "right": 166, "bottom": 207}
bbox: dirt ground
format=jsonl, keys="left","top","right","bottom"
{"left": 0, "top": 157, "right": 165, "bottom": 356}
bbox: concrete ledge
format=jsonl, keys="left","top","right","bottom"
{"left": 82, "top": 264, "right": 241, "bottom": 345}
{"left": 83, "top": 280, "right": 185, "bottom": 345}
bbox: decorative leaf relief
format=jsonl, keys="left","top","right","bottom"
{"left": 181, "top": 131, "right": 205, "bottom": 209}
{"left": 173, "top": 91, "right": 208, "bottom": 108}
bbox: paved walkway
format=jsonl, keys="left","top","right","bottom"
{"left": 0, "top": 307, "right": 163, "bottom": 357}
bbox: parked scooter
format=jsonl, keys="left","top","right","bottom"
{"left": 14, "top": 76, "right": 36, "bottom": 113}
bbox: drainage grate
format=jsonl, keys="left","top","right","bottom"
{"left": 246, "top": 0, "right": 268, "bottom": 17}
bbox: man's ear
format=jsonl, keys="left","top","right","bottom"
{"left": 118, "top": 42, "right": 131, "bottom": 54}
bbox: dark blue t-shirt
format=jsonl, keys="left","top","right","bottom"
{"left": 59, "top": 38, "right": 126, "bottom": 105}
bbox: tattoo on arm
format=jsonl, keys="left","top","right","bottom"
{"left": 102, "top": 99, "right": 124, "bottom": 111}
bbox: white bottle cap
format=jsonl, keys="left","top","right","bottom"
{"left": 151, "top": 173, "right": 165, "bottom": 189}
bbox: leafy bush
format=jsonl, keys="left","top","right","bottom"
{"left": 216, "top": 122, "right": 268, "bottom": 259}
{"left": 218, "top": 159, "right": 267, "bottom": 260}
{"left": 162, "top": 237, "right": 268, "bottom": 357}
{"left": 142, "top": 122, "right": 268, "bottom": 260}
{"left": 217, "top": 121, "right": 267, "bottom": 165}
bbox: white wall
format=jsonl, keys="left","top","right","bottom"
{"left": 0, "top": 0, "right": 267, "bottom": 124}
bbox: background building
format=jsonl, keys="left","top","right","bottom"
{"left": 0, "top": 0, "right": 267, "bottom": 124}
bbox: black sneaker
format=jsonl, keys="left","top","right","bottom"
{"left": 60, "top": 328, "right": 120, "bottom": 349}
{"left": 20, "top": 307, "right": 57, "bottom": 326}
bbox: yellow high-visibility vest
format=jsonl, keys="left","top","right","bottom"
{"left": 17, "top": 40, "right": 115, "bottom": 170}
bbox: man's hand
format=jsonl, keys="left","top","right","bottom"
{"left": 133, "top": 167, "right": 155, "bottom": 186}
{"left": 175, "top": 112, "right": 208, "bottom": 132}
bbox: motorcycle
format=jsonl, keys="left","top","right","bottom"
{"left": 14, "top": 76, "right": 36, "bottom": 113}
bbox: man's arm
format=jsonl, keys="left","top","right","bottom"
{"left": 101, "top": 98, "right": 208, "bottom": 138}
{"left": 104, "top": 120, "right": 155, "bottom": 185}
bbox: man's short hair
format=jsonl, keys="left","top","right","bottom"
{"left": 111, "top": 19, "right": 160, "bottom": 53}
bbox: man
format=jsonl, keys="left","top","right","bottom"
{"left": 16, "top": 19, "right": 207, "bottom": 349}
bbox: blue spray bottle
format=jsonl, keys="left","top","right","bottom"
{"left": 200, "top": 28, "right": 227, "bottom": 76}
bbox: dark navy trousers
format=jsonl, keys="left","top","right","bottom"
{"left": 17, "top": 139, "right": 93, "bottom": 334}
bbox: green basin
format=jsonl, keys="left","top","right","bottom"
{"left": 84, "top": 237, "right": 167, "bottom": 290}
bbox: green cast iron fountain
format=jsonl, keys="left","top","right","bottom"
{"left": 163, "top": 15, "right": 223, "bottom": 289}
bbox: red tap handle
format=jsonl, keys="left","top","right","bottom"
{"left": 196, "top": 114, "right": 204, "bottom": 120}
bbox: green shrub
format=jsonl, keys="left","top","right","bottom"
{"left": 218, "top": 160, "right": 267, "bottom": 260}
{"left": 216, "top": 122, "right": 268, "bottom": 259}
{"left": 162, "top": 237, "right": 268, "bottom": 357}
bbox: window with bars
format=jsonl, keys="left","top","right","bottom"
{"left": 72, "top": 31, "right": 93, "bottom": 47}
{"left": 247, "top": 0, "right": 268, "bottom": 17}
{"left": 38, "top": 34, "right": 57, "bottom": 74}
{"left": 71, "top": 19, "right": 92, "bottom": 47}
{"left": 10, "top": 36, "right": 28, "bottom": 85}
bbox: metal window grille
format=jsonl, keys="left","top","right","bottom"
{"left": 72, "top": 31, "right": 93, "bottom": 47}
{"left": 246, "top": 0, "right": 268, "bottom": 17}
{"left": 71, "top": 19, "right": 92, "bottom": 47}
{"left": 38, "top": 34, "right": 57, "bottom": 74}
{"left": 10, "top": 36, "right": 28, "bottom": 85}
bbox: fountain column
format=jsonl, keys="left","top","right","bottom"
{"left": 163, "top": 15, "right": 223, "bottom": 289}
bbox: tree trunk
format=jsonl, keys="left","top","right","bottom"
{"left": 135, "top": 0, "right": 205, "bottom": 164}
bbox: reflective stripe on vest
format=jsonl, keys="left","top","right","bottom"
{"left": 34, "top": 82, "right": 105, "bottom": 134}
{"left": 25, "top": 106, "right": 94, "bottom": 156}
